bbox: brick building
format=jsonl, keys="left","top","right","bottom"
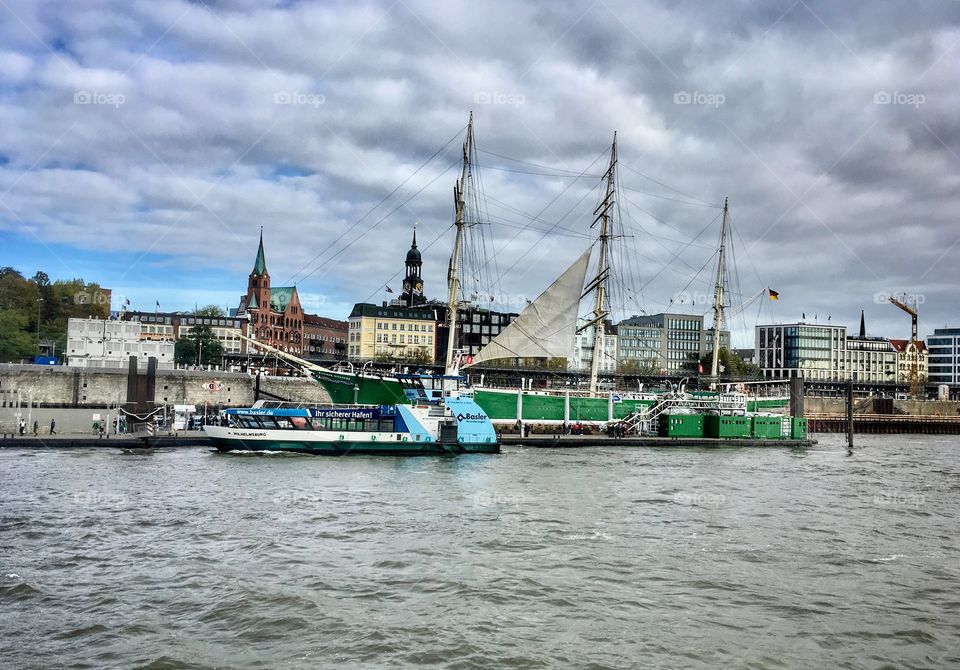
{"left": 303, "top": 314, "right": 348, "bottom": 361}
{"left": 238, "top": 231, "right": 304, "bottom": 354}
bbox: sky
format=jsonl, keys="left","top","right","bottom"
{"left": 1, "top": 0, "right": 958, "bottom": 348}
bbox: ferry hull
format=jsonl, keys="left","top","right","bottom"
{"left": 208, "top": 435, "right": 499, "bottom": 455}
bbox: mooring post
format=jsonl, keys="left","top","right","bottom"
{"left": 789, "top": 377, "right": 804, "bottom": 418}
{"left": 846, "top": 379, "right": 854, "bottom": 451}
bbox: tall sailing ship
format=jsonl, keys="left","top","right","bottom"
{"left": 236, "top": 113, "right": 794, "bottom": 440}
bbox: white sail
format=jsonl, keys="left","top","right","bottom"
{"left": 466, "top": 246, "right": 592, "bottom": 366}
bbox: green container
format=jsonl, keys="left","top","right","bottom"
{"left": 659, "top": 414, "right": 705, "bottom": 438}
{"left": 791, "top": 417, "right": 808, "bottom": 440}
{"left": 705, "top": 415, "right": 752, "bottom": 438}
{"left": 751, "top": 416, "right": 784, "bottom": 440}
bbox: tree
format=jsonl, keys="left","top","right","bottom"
{"left": 195, "top": 305, "right": 226, "bottom": 317}
{"left": 617, "top": 358, "right": 660, "bottom": 374}
{"left": 406, "top": 347, "right": 434, "bottom": 364}
{"left": 700, "top": 348, "right": 761, "bottom": 379}
{"left": 0, "top": 310, "right": 37, "bottom": 361}
{"left": 518, "top": 357, "right": 569, "bottom": 370}
{"left": 175, "top": 325, "right": 224, "bottom": 366}
{"left": 31, "top": 271, "right": 50, "bottom": 287}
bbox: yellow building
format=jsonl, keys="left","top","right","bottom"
{"left": 348, "top": 303, "right": 437, "bottom": 362}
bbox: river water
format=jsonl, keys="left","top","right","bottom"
{"left": 2, "top": 435, "right": 958, "bottom": 669}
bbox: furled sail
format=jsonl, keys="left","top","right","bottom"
{"left": 466, "top": 246, "right": 592, "bottom": 366}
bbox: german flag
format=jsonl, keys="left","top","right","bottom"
{"left": 768, "top": 288, "right": 779, "bottom": 301}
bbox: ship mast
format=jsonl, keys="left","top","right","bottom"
{"left": 445, "top": 112, "right": 473, "bottom": 375}
{"left": 589, "top": 132, "right": 616, "bottom": 394}
{"left": 709, "top": 197, "right": 729, "bottom": 388}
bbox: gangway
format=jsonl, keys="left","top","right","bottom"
{"left": 618, "top": 394, "right": 750, "bottom": 435}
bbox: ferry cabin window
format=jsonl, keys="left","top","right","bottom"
{"left": 313, "top": 417, "right": 394, "bottom": 432}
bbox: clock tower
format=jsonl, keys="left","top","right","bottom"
{"left": 401, "top": 226, "right": 425, "bottom": 307}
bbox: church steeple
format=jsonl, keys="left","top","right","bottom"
{"left": 252, "top": 226, "right": 268, "bottom": 276}
{"left": 402, "top": 223, "right": 424, "bottom": 307}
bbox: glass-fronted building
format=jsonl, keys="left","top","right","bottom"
{"left": 618, "top": 313, "right": 729, "bottom": 375}
{"left": 927, "top": 328, "right": 960, "bottom": 384}
{"left": 756, "top": 323, "right": 903, "bottom": 382}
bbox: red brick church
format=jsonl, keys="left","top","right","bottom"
{"left": 238, "top": 231, "right": 304, "bottom": 353}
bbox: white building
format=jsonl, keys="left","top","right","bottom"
{"left": 66, "top": 318, "right": 175, "bottom": 369}
{"left": 571, "top": 319, "right": 618, "bottom": 373}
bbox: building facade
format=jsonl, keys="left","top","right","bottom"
{"left": 617, "top": 313, "right": 730, "bottom": 375}
{"left": 571, "top": 319, "right": 618, "bottom": 374}
{"left": 238, "top": 232, "right": 304, "bottom": 354}
{"left": 122, "top": 311, "right": 249, "bottom": 355}
{"left": 66, "top": 318, "right": 175, "bottom": 369}
{"left": 844, "top": 335, "right": 898, "bottom": 382}
{"left": 890, "top": 339, "right": 928, "bottom": 384}
{"left": 755, "top": 322, "right": 926, "bottom": 383}
{"left": 756, "top": 324, "right": 846, "bottom": 380}
{"left": 927, "top": 328, "right": 960, "bottom": 384}
{"left": 430, "top": 303, "right": 518, "bottom": 364}
{"left": 303, "top": 314, "right": 348, "bottom": 360}
{"left": 348, "top": 303, "right": 436, "bottom": 361}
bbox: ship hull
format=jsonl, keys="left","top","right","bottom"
{"left": 205, "top": 425, "right": 500, "bottom": 456}
{"left": 208, "top": 436, "right": 499, "bottom": 455}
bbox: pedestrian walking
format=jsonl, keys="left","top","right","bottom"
{"left": 49, "top": 418, "right": 56, "bottom": 435}
{"left": 32, "top": 420, "right": 38, "bottom": 436}
{"left": 19, "top": 418, "right": 25, "bottom": 436}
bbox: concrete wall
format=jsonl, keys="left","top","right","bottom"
{"left": 803, "top": 396, "right": 960, "bottom": 416}
{"left": 0, "top": 364, "right": 331, "bottom": 434}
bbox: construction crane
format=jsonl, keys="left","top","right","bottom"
{"left": 888, "top": 295, "right": 921, "bottom": 398}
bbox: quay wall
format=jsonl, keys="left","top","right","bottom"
{"left": 0, "top": 364, "right": 330, "bottom": 434}
{"left": 803, "top": 397, "right": 960, "bottom": 416}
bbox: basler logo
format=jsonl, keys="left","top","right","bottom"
{"left": 456, "top": 412, "right": 487, "bottom": 421}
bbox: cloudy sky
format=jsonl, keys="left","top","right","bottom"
{"left": 1, "top": 0, "right": 958, "bottom": 347}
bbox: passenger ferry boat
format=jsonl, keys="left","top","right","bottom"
{"left": 205, "top": 395, "right": 500, "bottom": 456}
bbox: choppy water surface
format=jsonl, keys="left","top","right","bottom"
{"left": 2, "top": 435, "right": 959, "bottom": 669}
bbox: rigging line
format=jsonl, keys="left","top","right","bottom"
{"left": 498, "top": 178, "right": 603, "bottom": 281}
{"left": 484, "top": 195, "right": 599, "bottom": 239}
{"left": 639, "top": 210, "right": 722, "bottom": 291}
{"left": 613, "top": 169, "right": 646, "bottom": 320}
{"left": 477, "top": 148, "right": 605, "bottom": 177}
{"left": 617, "top": 171, "right": 643, "bottom": 320}
{"left": 486, "top": 218, "right": 595, "bottom": 239}
{"left": 482, "top": 165, "right": 603, "bottom": 178}
{"left": 472, "top": 144, "right": 502, "bottom": 305}
{"left": 619, "top": 202, "right": 702, "bottom": 275}
{"left": 485, "top": 149, "right": 609, "bottom": 281}
{"left": 619, "top": 162, "right": 720, "bottom": 207}
{"left": 619, "top": 184, "right": 721, "bottom": 207}
{"left": 299, "top": 160, "right": 461, "bottom": 285}
{"left": 729, "top": 210, "right": 770, "bottom": 299}
{"left": 620, "top": 194, "right": 716, "bottom": 248}
{"left": 727, "top": 213, "right": 748, "bottom": 341}
{"left": 284, "top": 125, "right": 466, "bottom": 285}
